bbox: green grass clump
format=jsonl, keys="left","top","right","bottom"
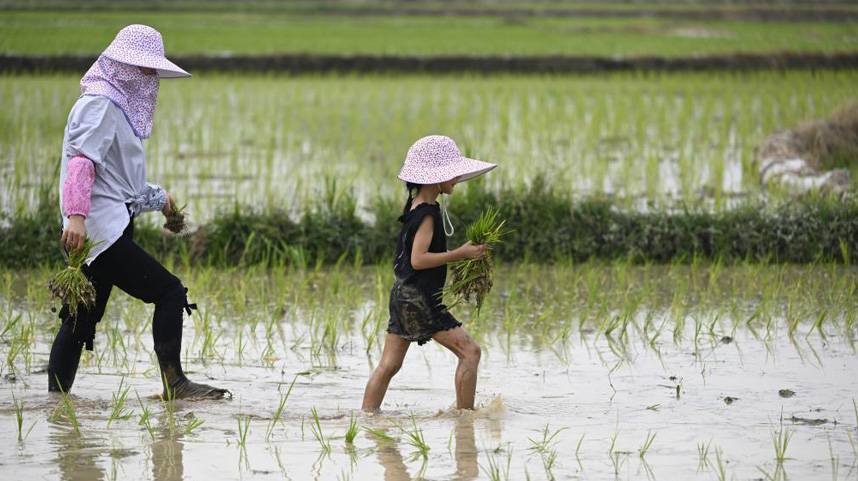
{"left": 236, "top": 414, "right": 250, "bottom": 448}
{"left": 344, "top": 413, "right": 359, "bottom": 445}
{"left": 47, "top": 239, "right": 97, "bottom": 317}
{"left": 771, "top": 418, "right": 793, "bottom": 463}
{"left": 12, "top": 391, "right": 35, "bottom": 442}
{"left": 401, "top": 414, "right": 430, "bottom": 459}
{"left": 446, "top": 207, "right": 508, "bottom": 312}
{"left": 310, "top": 407, "right": 331, "bottom": 453}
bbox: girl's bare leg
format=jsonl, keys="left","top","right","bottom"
{"left": 432, "top": 327, "right": 481, "bottom": 410}
{"left": 362, "top": 334, "right": 410, "bottom": 412}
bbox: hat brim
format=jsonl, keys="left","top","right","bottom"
{"left": 453, "top": 157, "right": 497, "bottom": 182}
{"left": 398, "top": 156, "right": 497, "bottom": 185}
{"left": 102, "top": 47, "right": 191, "bottom": 78}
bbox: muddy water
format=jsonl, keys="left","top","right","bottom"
{"left": 1, "top": 266, "right": 857, "bottom": 480}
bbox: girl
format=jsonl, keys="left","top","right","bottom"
{"left": 51, "top": 25, "right": 228, "bottom": 400}
{"left": 362, "top": 135, "right": 496, "bottom": 411}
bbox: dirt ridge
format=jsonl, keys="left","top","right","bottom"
{"left": 4, "top": 5, "right": 858, "bottom": 22}
{"left": 3, "top": 51, "right": 858, "bottom": 74}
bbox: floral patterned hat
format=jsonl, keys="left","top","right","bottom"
{"left": 101, "top": 24, "right": 190, "bottom": 79}
{"left": 398, "top": 135, "right": 496, "bottom": 185}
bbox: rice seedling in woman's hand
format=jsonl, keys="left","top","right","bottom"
{"left": 445, "top": 207, "right": 508, "bottom": 312}
{"left": 163, "top": 195, "right": 187, "bottom": 234}
{"left": 48, "top": 239, "right": 97, "bottom": 317}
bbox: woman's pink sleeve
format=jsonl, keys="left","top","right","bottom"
{"left": 62, "top": 155, "right": 95, "bottom": 218}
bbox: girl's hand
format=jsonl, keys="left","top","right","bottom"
{"left": 62, "top": 215, "right": 87, "bottom": 251}
{"left": 162, "top": 192, "right": 174, "bottom": 217}
{"left": 456, "top": 241, "right": 487, "bottom": 260}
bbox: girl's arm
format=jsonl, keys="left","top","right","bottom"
{"left": 61, "top": 155, "right": 95, "bottom": 251}
{"left": 411, "top": 215, "right": 485, "bottom": 270}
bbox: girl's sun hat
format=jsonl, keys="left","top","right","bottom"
{"left": 101, "top": 24, "right": 190, "bottom": 79}
{"left": 399, "top": 135, "right": 496, "bottom": 185}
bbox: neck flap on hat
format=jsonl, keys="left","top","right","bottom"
{"left": 80, "top": 56, "right": 159, "bottom": 139}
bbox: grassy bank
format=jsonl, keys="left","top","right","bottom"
{"left": 1, "top": 11, "right": 856, "bottom": 57}
{"left": 3, "top": 181, "right": 856, "bottom": 268}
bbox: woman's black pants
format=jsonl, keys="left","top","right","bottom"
{"left": 48, "top": 220, "right": 192, "bottom": 392}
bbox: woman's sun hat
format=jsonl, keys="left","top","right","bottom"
{"left": 399, "top": 135, "right": 496, "bottom": 185}
{"left": 101, "top": 24, "right": 190, "bottom": 79}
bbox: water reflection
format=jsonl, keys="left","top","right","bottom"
{"left": 452, "top": 415, "right": 478, "bottom": 481}
{"left": 151, "top": 439, "right": 184, "bottom": 481}
{"left": 372, "top": 430, "right": 409, "bottom": 481}
{"left": 51, "top": 425, "right": 105, "bottom": 481}
{"left": 371, "top": 414, "right": 479, "bottom": 481}
{"left": 370, "top": 412, "right": 480, "bottom": 481}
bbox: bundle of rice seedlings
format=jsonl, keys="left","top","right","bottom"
{"left": 163, "top": 196, "right": 187, "bottom": 234}
{"left": 48, "top": 239, "right": 97, "bottom": 317}
{"left": 444, "top": 207, "right": 508, "bottom": 312}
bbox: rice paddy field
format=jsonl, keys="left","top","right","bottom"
{"left": 0, "top": 263, "right": 857, "bottom": 480}
{"left": 2, "top": 2, "right": 858, "bottom": 480}
{"left": 3, "top": 70, "right": 858, "bottom": 220}
{"left": 2, "top": 11, "right": 857, "bottom": 57}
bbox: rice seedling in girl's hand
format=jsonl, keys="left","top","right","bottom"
{"left": 445, "top": 207, "right": 508, "bottom": 312}
{"left": 163, "top": 195, "right": 187, "bottom": 234}
{"left": 48, "top": 239, "right": 98, "bottom": 317}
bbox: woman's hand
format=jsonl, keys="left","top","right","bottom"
{"left": 455, "top": 241, "right": 487, "bottom": 260}
{"left": 62, "top": 215, "right": 87, "bottom": 251}
{"left": 162, "top": 192, "right": 174, "bottom": 217}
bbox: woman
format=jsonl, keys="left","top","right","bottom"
{"left": 51, "top": 24, "right": 228, "bottom": 400}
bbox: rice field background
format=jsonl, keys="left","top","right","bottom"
{"left": 2, "top": 10, "right": 857, "bottom": 57}
{"left": 1, "top": 2, "right": 857, "bottom": 480}
{"left": 3, "top": 71, "right": 858, "bottom": 221}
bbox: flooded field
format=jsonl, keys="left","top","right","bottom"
{"left": 1, "top": 263, "right": 856, "bottom": 480}
{"left": 3, "top": 72, "right": 858, "bottom": 219}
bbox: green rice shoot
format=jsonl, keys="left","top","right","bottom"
{"left": 445, "top": 207, "right": 508, "bottom": 312}
{"left": 48, "top": 239, "right": 97, "bottom": 318}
